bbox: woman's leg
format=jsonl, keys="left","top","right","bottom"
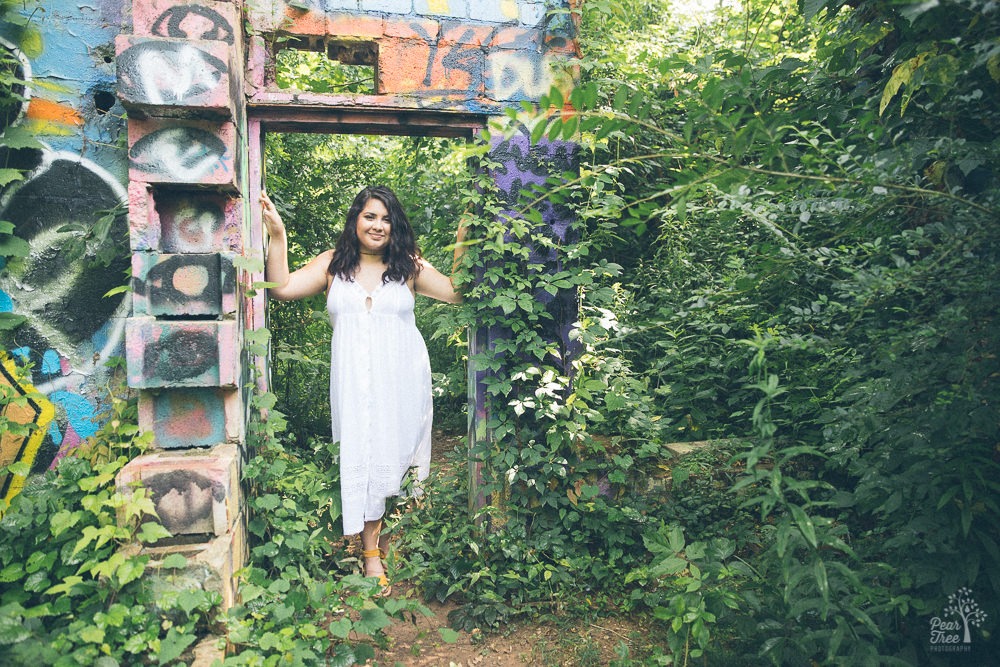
{"left": 361, "top": 519, "right": 386, "bottom": 579}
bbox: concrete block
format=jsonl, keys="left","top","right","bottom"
{"left": 379, "top": 36, "right": 484, "bottom": 95}
{"left": 326, "top": 12, "right": 386, "bottom": 38}
{"left": 117, "top": 443, "right": 241, "bottom": 538}
{"left": 127, "top": 512, "right": 247, "bottom": 611}
{"left": 326, "top": 0, "right": 359, "bottom": 9}
{"left": 128, "top": 182, "right": 159, "bottom": 250}
{"left": 129, "top": 184, "right": 242, "bottom": 253}
{"left": 358, "top": 0, "right": 412, "bottom": 13}
{"left": 128, "top": 118, "right": 239, "bottom": 190}
{"left": 283, "top": 2, "right": 328, "bottom": 36}
{"left": 384, "top": 15, "right": 439, "bottom": 40}
{"left": 439, "top": 21, "right": 495, "bottom": 47}
{"left": 470, "top": 0, "right": 519, "bottom": 24}
{"left": 139, "top": 387, "right": 242, "bottom": 449}
{"left": 131, "top": 0, "right": 238, "bottom": 45}
{"left": 489, "top": 25, "right": 542, "bottom": 50}
{"left": 126, "top": 317, "right": 239, "bottom": 388}
{"left": 486, "top": 48, "right": 554, "bottom": 101}
{"left": 116, "top": 35, "right": 234, "bottom": 119}
{"left": 132, "top": 252, "right": 236, "bottom": 317}
{"left": 519, "top": 1, "right": 546, "bottom": 27}
{"left": 414, "top": 0, "right": 468, "bottom": 19}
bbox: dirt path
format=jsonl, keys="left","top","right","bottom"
{"left": 376, "top": 592, "right": 639, "bottom": 666}
{"left": 370, "top": 431, "right": 643, "bottom": 666}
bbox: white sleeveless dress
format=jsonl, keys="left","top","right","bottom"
{"left": 327, "top": 274, "right": 433, "bottom": 536}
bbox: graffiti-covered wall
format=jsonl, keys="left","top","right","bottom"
{"left": 1, "top": 0, "right": 581, "bottom": 618}
{"left": 0, "top": 0, "right": 130, "bottom": 491}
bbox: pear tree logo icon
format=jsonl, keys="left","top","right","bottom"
{"left": 930, "top": 587, "right": 988, "bottom": 649}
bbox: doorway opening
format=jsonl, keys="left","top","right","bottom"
{"left": 259, "top": 128, "right": 475, "bottom": 454}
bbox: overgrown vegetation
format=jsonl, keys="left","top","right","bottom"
{"left": 2, "top": 0, "right": 997, "bottom": 664}
{"left": 0, "top": 361, "right": 223, "bottom": 664}
{"left": 391, "top": 0, "right": 999, "bottom": 663}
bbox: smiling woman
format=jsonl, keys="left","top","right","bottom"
{"left": 260, "top": 184, "right": 466, "bottom": 594}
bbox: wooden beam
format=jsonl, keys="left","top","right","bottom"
{"left": 250, "top": 104, "right": 486, "bottom": 138}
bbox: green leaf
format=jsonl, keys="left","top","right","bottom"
{"left": 0, "top": 235, "right": 30, "bottom": 258}
{"left": 103, "top": 284, "right": 131, "bottom": 298}
{"left": 814, "top": 559, "right": 829, "bottom": 618}
{"left": 880, "top": 51, "right": 934, "bottom": 116}
{"left": 79, "top": 625, "right": 105, "bottom": 644}
{"left": 138, "top": 522, "right": 173, "bottom": 543}
{"left": 6, "top": 461, "right": 30, "bottom": 476}
{"left": 354, "top": 605, "right": 390, "bottom": 635}
{"left": 161, "top": 553, "right": 188, "bottom": 569}
{"left": 116, "top": 557, "right": 146, "bottom": 586}
{"left": 801, "top": 0, "right": 827, "bottom": 21}
{"left": 438, "top": 627, "right": 460, "bottom": 643}
{"left": 612, "top": 85, "right": 630, "bottom": 112}
{"left": 530, "top": 119, "right": 548, "bottom": 145}
{"left": 328, "top": 617, "right": 352, "bottom": 639}
{"left": 0, "top": 563, "right": 25, "bottom": 583}
{"left": 0, "top": 169, "right": 24, "bottom": 187}
{"left": 50, "top": 510, "right": 81, "bottom": 537}
{"left": 157, "top": 628, "right": 197, "bottom": 664}
{"left": 232, "top": 254, "right": 264, "bottom": 273}
{"left": 0, "top": 126, "right": 43, "bottom": 150}
{"left": 789, "top": 504, "right": 818, "bottom": 549}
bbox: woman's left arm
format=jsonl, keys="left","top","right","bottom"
{"left": 414, "top": 217, "right": 469, "bottom": 304}
{"left": 414, "top": 258, "right": 463, "bottom": 304}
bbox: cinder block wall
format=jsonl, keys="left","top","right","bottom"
{"left": 2, "top": 0, "right": 582, "bottom": 613}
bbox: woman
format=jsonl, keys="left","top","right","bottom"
{"left": 260, "top": 185, "right": 465, "bottom": 591}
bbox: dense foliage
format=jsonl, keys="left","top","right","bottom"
{"left": 434, "top": 0, "right": 998, "bottom": 662}
{"left": 2, "top": 0, "right": 998, "bottom": 664}
{"left": 0, "top": 364, "right": 222, "bottom": 665}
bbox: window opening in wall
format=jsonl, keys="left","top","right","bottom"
{"left": 263, "top": 131, "right": 470, "bottom": 452}
{"left": 274, "top": 37, "right": 377, "bottom": 94}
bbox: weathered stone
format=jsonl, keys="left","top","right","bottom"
{"left": 126, "top": 318, "right": 239, "bottom": 388}
{"left": 132, "top": 252, "right": 235, "bottom": 317}
{"left": 116, "top": 35, "right": 235, "bottom": 119}
{"left": 139, "top": 387, "right": 242, "bottom": 449}
{"left": 128, "top": 118, "right": 239, "bottom": 190}
{"left": 117, "top": 443, "right": 241, "bottom": 537}
{"left": 122, "top": 514, "right": 246, "bottom": 611}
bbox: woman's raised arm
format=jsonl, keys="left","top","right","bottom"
{"left": 261, "top": 193, "right": 330, "bottom": 301}
{"left": 414, "top": 216, "right": 469, "bottom": 304}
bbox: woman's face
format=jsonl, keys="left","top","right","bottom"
{"left": 355, "top": 197, "right": 391, "bottom": 254}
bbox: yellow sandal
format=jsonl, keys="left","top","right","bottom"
{"left": 361, "top": 548, "right": 391, "bottom": 595}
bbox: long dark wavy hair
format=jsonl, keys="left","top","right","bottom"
{"left": 327, "top": 186, "right": 421, "bottom": 284}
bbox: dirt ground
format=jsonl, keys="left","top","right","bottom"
{"left": 375, "top": 590, "right": 640, "bottom": 666}
{"left": 369, "top": 432, "right": 645, "bottom": 666}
